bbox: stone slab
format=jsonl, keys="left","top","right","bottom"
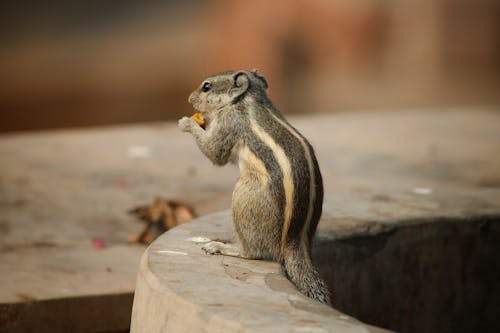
{"left": 129, "top": 108, "right": 500, "bottom": 332}
{"left": 130, "top": 185, "right": 500, "bottom": 332}
{"left": 131, "top": 211, "right": 392, "bottom": 333}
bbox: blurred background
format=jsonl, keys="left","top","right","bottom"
{"left": 1, "top": 0, "right": 499, "bottom": 133}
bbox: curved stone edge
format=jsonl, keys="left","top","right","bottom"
{"left": 130, "top": 247, "right": 206, "bottom": 332}
{"left": 130, "top": 211, "right": 392, "bottom": 333}
{"left": 319, "top": 189, "right": 500, "bottom": 239}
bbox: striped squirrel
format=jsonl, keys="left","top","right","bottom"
{"left": 178, "top": 70, "right": 330, "bottom": 304}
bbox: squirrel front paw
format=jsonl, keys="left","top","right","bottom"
{"left": 178, "top": 116, "right": 195, "bottom": 133}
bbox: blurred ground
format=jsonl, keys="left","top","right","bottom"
{"left": 1, "top": 0, "right": 499, "bottom": 132}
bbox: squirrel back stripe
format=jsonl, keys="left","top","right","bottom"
{"left": 265, "top": 109, "right": 317, "bottom": 256}
{"left": 238, "top": 144, "right": 269, "bottom": 186}
{"left": 248, "top": 111, "right": 294, "bottom": 257}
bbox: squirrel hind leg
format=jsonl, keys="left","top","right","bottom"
{"left": 202, "top": 241, "right": 253, "bottom": 259}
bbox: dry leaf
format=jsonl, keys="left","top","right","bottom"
{"left": 128, "top": 198, "right": 197, "bottom": 245}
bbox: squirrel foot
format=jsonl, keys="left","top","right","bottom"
{"left": 202, "top": 241, "right": 245, "bottom": 258}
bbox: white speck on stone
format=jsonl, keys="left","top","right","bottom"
{"left": 187, "top": 237, "right": 211, "bottom": 243}
{"left": 294, "top": 327, "right": 326, "bottom": 333}
{"left": 156, "top": 250, "right": 188, "bottom": 256}
{"left": 412, "top": 187, "right": 433, "bottom": 195}
{"left": 128, "top": 145, "right": 152, "bottom": 158}
{"left": 339, "top": 314, "right": 350, "bottom": 320}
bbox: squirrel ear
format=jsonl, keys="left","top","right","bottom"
{"left": 231, "top": 71, "right": 250, "bottom": 97}
{"left": 234, "top": 71, "right": 249, "bottom": 88}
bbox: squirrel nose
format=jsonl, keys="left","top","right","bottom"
{"left": 188, "top": 92, "right": 195, "bottom": 104}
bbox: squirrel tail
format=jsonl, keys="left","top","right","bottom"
{"left": 282, "top": 243, "right": 331, "bottom": 305}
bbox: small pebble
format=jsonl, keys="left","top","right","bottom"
{"left": 187, "top": 237, "right": 211, "bottom": 243}
{"left": 128, "top": 145, "right": 152, "bottom": 158}
{"left": 413, "top": 187, "right": 433, "bottom": 195}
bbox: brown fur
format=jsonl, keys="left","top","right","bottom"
{"left": 179, "top": 70, "right": 330, "bottom": 304}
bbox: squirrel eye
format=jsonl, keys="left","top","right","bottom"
{"left": 201, "top": 82, "right": 212, "bottom": 92}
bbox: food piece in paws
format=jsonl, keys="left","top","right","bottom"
{"left": 191, "top": 112, "right": 206, "bottom": 129}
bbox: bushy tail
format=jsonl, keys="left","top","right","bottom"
{"left": 283, "top": 244, "right": 331, "bottom": 305}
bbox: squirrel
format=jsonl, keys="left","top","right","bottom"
{"left": 178, "top": 69, "right": 330, "bottom": 305}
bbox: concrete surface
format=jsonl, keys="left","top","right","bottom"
{"left": 131, "top": 211, "right": 392, "bottom": 333}
{"left": 130, "top": 109, "right": 500, "bottom": 333}
{"left": 130, "top": 193, "right": 500, "bottom": 333}
{"left": 1, "top": 108, "right": 499, "bottom": 332}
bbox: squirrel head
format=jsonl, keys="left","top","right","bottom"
{"left": 188, "top": 69, "right": 269, "bottom": 114}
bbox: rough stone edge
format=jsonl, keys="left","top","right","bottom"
{"left": 320, "top": 213, "right": 500, "bottom": 241}
{"left": 130, "top": 211, "right": 394, "bottom": 333}
{"left": 131, "top": 248, "right": 206, "bottom": 332}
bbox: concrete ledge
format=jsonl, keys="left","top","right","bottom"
{"left": 130, "top": 189, "right": 500, "bottom": 332}
{"left": 130, "top": 210, "right": 390, "bottom": 333}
